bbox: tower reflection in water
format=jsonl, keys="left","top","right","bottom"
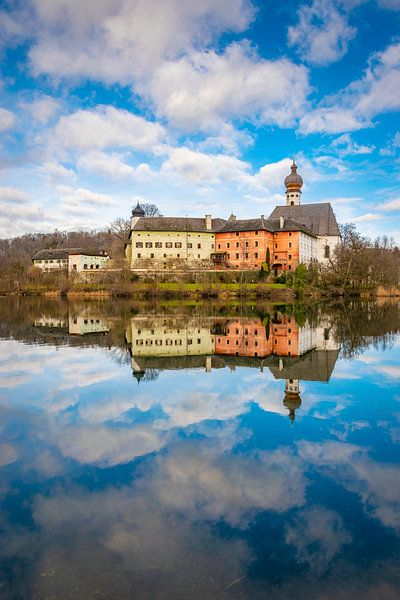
{"left": 126, "top": 312, "right": 339, "bottom": 422}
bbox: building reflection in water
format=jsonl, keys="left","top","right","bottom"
{"left": 126, "top": 312, "right": 339, "bottom": 422}
{"left": 34, "top": 313, "right": 109, "bottom": 336}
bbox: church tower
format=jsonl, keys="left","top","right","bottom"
{"left": 283, "top": 379, "right": 302, "bottom": 423}
{"left": 284, "top": 160, "right": 303, "bottom": 206}
{"left": 131, "top": 202, "right": 145, "bottom": 229}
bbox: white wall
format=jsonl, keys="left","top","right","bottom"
{"left": 68, "top": 254, "right": 109, "bottom": 272}
{"left": 299, "top": 232, "right": 318, "bottom": 263}
{"left": 316, "top": 236, "right": 341, "bottom": 263}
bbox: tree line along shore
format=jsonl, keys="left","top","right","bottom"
{"left": 0, "top": 223, "right": 399, "bottom": 299}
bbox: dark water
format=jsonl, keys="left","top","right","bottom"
{"left": 0, "top": 297, "right": 399, "bottom": 599}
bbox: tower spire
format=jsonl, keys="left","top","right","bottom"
{"left": 284, "top": 160, "right": 303, "bottom": 206}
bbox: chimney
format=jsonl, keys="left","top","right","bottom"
{"left": 280, "top": 216, "right": 284, "bottom": 229}
{"left": 229, "top": 213, "right": 237, "bottom": 221}
{"left": 261, "top": 214, "right": 264, "bottom": 219}
{"left": 205, "top": 214, "right": 212, "bottom": 230}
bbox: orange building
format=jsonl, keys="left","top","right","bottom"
{"left": 213, "top": 216, "right": 317, "bottom": 273}
{"left": 270, "top": 314, "right": 299, "bottom": 357}
{"left": 215, "top": 318, "right": 272, "bottom": 357}
{"left": 215, "top": 315, "right": 302, "bottom": 358}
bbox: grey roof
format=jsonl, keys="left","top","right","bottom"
{"left": 268, "top": 349, "right": 339, "bottom": 382}
{"left": 132, "top": 217, "right": 226, "bottom": 233}
{"left": 268, "top": 203, "right": 340, "bottom": 236}
{"left": 32, "top": 248, "right": 109, "bottom": 260}
{"left": 218, "top": 217, "right": 273, "bottom": 233}
{"left": 219, "top": 217, "right": 316, "bottom": 237}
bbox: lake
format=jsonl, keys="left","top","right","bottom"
{"left": 0, "top": 297, "right": 399, "bottom": 599}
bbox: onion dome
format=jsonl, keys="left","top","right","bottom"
{"left": 284, "top": 160, "right": 303, "bottom": 191}
{"left": 132, "top": 202, "right": 145, "bottom": 217}
{"left": 283, "top": 391, "right": 301, "bottom": 423}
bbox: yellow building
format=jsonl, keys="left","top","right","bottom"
{"left": 125, "top": 204, "right": 226, "bottom": 270}
{"left": 126, "top": 317, "right": 216, "bottom": 358}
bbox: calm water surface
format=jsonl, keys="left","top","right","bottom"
{"left": 0, "top": 297, "right": 399, "bottom": 599}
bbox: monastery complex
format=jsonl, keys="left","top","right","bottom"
{"left": 32, "top": 162, "right": 340, "bottom": 274}
{"left": 125, "top": 161, "right": 341, "bottom": 274}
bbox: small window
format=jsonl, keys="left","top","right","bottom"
{"left": 197, "top": 243, "right": 201, "bottom": 249}
{"left": 289, "top": 233, "right": 292, "bottom": 237}
{"left": 145, "top": 242, "right": 153, "bottom": 248}
{"left": 150, "top": 253, "right": 154, "bottom": 258}
{"left": 95, "top": 264, "right": 99, "bottom": 269}
{"left": 275, "top": 255, "right": 278, "bottom": 260}
{"left": 245, "top": 253, "right": 248, "bottom": 259}
{"left": 84, "top": 264, "right": 88, "bottom": 269}
{"left": 236, "top": 232, "right": 239, "bottom": 237}
{"left": 175, "top": 242, "right": 182, "bottom": 248}
{"left": 254, "top": 252, "right": 258, "bottom": 258}
{"left": 255, "top": 241, "right": 258, "bottom": 247}
{"left": 137, "top": 253, "right": 141, "bottom": 258}
{"left": 289, "top": 242, "right": 292, "bottom": 248}
{"left": 218, "top": 244, "right": 221, "bottom": 249}
{"left": 166, "top": 242, "right": 173, "bottom": 248}
{"left": 275, "top": 243, "right": 277, "bottom": 248}
{"left": 255, "top": 231, "right": 258, "bottom": 235}
{"left": 236, "top": 253, "right": 239, "bottom": 259}
{"left": 289, "top": 254, "right": 292, "bottom": 259}
{"left": 155, "top": 242, "right": 162, "bottom": 248}
{"left": 136, "top": 242, "right": 143, "bottom": 248}
{"left": 236, "top": 242, "right": 239, "bottom": 248}
{"left": 245, "top": 241, "right": 249, "bottom": 247}
{"left": 188, "top": 339, "right": 192, "bottom": 345}
{"left": 177, "top": 253, "right": 180, "bottom": 258}
{"left": 188, "top": 243, "right": 192, "bottom": 248}
{"left": 227, "top": 242, "right": 230, "bottom": 248}
{"left": 324, "top": 245, "right": 330, "bottom": 258}
{"left": 288, "top": 265, "right": 292, "bottom": 270}
{"left": 90, "top": 264, "right": 94, "bottom": 269}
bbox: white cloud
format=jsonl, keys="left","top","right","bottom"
{"left": 0, "top": 107, "right": 15, "bottom": 131}
{"left": 300, "top": 41, "right": 400, "bottom": 134}
{"left": 332, "top": 133, "right": 375, "bottom": 156}
{"left": 57, "top": 185, "right": 116, "bottom": 207}
{"left": 0, "top": 186, "right": 29, "bottom": 204}
{"left": 41, "top": 162, "right": 76, "bottom": 180}
{"left": 52, "top": 106, "right": 166, "bottom": 153}
{"left": 28, "top": 0, "right": 254, "bottom": 83}
{"left": 377, "top": 198, "right": 400, "bottom": 211}
{"left": 377, "top": 0, "right": 400, "bottom": 11}
{"left": 288, "top": 0, "right": 356, "bottom": 66}
{"left": 20, "top": 1, "right": 308, "bottom": 133}
{"left": 351, "top": 212, "right": 384, "bottom": 222}
{"left": 285, "top": 508, "right": 351, "bottom": 574}
{"left": 141, "top": 42, "right": 309, "bottom": 131}
{"left": 380, "top": 131, "right": 400, "bottom": 156}
{"left": 20, "top": 95, "right": 61, "bottom": 124}
{"left": 161, "top": 146, "right": 250, "bottom": 184}
{"left": 0, "top": 203, "right": 47, "bottom": 221}
{"left": 78, "top": 151, "right": 153, "bottom": 180}
{"left": 300, "top": 107, "right": 367, "bottom": 135}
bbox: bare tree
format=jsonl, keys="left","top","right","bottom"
{"left": 142, "top": 203, "right": 163, "bottom": 217}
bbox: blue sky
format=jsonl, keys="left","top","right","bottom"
{"left": 0, "top": 0, "right": 399, "bottom": 241}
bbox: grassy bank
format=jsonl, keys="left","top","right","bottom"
{"left": 18, "top": 280, "right": 294, "bottom": 301}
